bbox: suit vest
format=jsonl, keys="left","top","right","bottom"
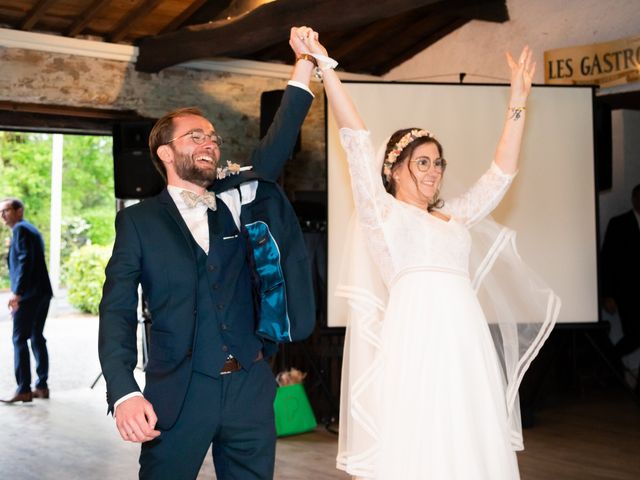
{"left": 190, "top": 204, "right": 264, "bottom": 377}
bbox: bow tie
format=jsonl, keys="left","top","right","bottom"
{"left": 180, "top": 190, "right": 217, "bottom": 211}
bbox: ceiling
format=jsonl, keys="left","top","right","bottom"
{"left": 0, "top": 0, "right": 509, "bottom": 75}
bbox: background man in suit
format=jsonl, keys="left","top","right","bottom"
{"left": 601, "top": 184, "right": 640, "bottom": 378}
{"left": 0, "top": 198, "right": 53, "bottom": 403}
{"left": 99, "top": 27, "right": 317, "bottom": 479}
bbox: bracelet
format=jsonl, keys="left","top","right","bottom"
{"left": 296, "top": 53, "right": 318, "bottom": 67}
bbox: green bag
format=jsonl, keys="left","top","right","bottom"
{"left": 273, "top": 383, "right": 317, "bottom": 437}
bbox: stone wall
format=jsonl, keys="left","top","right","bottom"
{"left": 0, "top": 46, "right": 327, "bottom": 194}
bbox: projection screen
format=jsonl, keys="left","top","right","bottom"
{"left": 327, "top": 82, "right": 598, "bottom": 326}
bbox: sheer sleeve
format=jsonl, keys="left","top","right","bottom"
{"left": 442, "top": 162, "right": 516, "bottom": 227}
{"left": 339, "top": 128, "right": 395, "bottom": 281}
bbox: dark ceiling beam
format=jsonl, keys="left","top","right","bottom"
{"left": 21, "top": 0, "right": 57, "bottom": 30}
{"left": 330, "top": 17, "right": 400, "bottom": 61}
{"left": 243, "top": 0, "right": 508, "bottom": 75}
{"left": 171, "top": 0, "right": 233, "bottom": 28}
{"left": 452, "top": 0, "right": 509, "bottom": 22}
{"left": 109, "top": 0, "right": 165, "bottom": 43}
{"left": 66, "top": 0, "right": 112, "bottom": 37}
{"left": 160, "top": 0, "right": 211, "bottom": 34}
{"left": 369, "top": 17, "right": 469, "bottom": 76}
{"left": 340, "top": 0, "right": 508, "bottom": 74}
{"left": 0, "top": 102, "right": 149, "bottom": 135}
{"left": 135, "top": 0, "right": 443, "bottom": 73}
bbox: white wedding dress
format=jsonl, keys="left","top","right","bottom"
{"left": 335, "top": 129, "right": 559, "bottom": 480}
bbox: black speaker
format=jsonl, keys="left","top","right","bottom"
{"left": 594, "top": 99, "right": 612, "bottom": 192}
{"left": 113, "top": 121, "right": 165, "bottom": 199}
{"left": 260, "top": 89, "right": 301, "bottom": 153}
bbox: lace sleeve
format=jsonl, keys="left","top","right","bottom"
{"left": 442, "top": 162, "right": 516, "bottom": 227}
{"left": 339, "top": 128, "right": 395, "bottom": 281}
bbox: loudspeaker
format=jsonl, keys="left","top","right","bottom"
{"left": 594, "top": 99, "right": 612, "bottom": 192}
{"left": 260, "top": 90, "right": 301, "bottom": 153}
{"left": 112, "top": 121, "right": 165, "bottom": 199}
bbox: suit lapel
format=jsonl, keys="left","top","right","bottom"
{"left": 158, "top": 189, "right": 197, "bottom": 259}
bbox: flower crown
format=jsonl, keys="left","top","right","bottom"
{"left": 383, "top": 129, "right": 432, "bottom": 179}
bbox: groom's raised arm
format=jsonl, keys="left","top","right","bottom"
{"left": 248, "top": 27, "right": 315, "bottom": 181}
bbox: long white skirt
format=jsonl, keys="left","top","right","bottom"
{"left": 376, "top": 269, "right": 519, "bottom": 479}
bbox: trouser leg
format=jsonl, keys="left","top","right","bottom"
{"left": 212, "top": 359, "right": 277, "bottom": 480}
{"left": 139, "top": 372, "right": 220, "bottom": 480}
{"left": 12, "top": 302, "right": 34, "bottom": 393}
{"left": 30, "top": 295, "right": 51, "bottom": 390}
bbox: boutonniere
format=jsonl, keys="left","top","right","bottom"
{"left": 217, "top": 161, "right": 253, "bottom": 179}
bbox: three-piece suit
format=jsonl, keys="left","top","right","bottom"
{"left": 98, "top": 85, "right": 315, "bottom": 479}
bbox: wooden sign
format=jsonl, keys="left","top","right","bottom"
{"left": 544, "top": 35, "right": 640, "bottom": 87}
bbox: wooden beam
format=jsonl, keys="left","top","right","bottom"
{"left": 369, "top": 17, "right": 469, "bottom": 76}
{"left": 66, "top": 0, "right": 112, "bottom": 37}
{"left": 0, "top": 101, "right": 145, "bottom": 120}
{"left": 330, "top": 17, "right": 399, "bottom": 61}
{"left": 337, "top": 0, "right": 507, "bottom": 75}
{"left": 109, "top": 0, "right": 165, "bottom": 43}
{"left": 21, "top": 0, "right": 57, "bottom": 30}
{"left": 453, "top": 0, "right": 509, "bottom": 22}
{"left": 170, "top": 0, "right": 233, "bottom": 28}
{"left": 0, "top": 102, "right": 150, "bottom": 135}
{"left": 160, "top": 0, "right": 210, "bottom": 34}
{"left": 136, "top": 0, "right": 442, "bottom": 72}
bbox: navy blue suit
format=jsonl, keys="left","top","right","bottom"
{"left": 8, "top": 219, "right": 53, "bottom": 394}
{"left": 99, "top": 85, "right": 314, "bottom": 479}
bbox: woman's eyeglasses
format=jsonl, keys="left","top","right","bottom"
{"left": 410, "top": 157, "right": 447, "bottom": 173}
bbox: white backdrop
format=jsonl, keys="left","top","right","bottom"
{"left": 327, "top": 82, "right": 598, "bottom": 326}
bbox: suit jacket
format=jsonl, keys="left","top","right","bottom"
{"left": 98, "top": 85, "right": 314, "bottom": 419}
{"left": 8, "top": 219, "right": 53, "bottom": 301}
{"left": 601, "top": 209, "right": 640, "bottom": 300}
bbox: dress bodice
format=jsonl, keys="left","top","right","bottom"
{"left": 339, "top": 128, "right": 516, "bottom": 286}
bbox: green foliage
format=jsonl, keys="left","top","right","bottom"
{"left": 66, "top": 244, "right": 111, "bottom": 314}
{"left": 59, "top": 217, "right": 91, "bottom": 285}
{"left": 82, "top": 208, "right": 116, "bottom": 245}
{"left": 0, "top": 132, "right": 52, "bottom": 233}
{"left": 0, "top": 131, "right": 116, "bottom": 290}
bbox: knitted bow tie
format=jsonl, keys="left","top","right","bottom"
{"left": 180, "top": 190, "right": 217, "bottom": 211}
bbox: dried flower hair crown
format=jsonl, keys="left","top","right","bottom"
{"left": 383, "top": 129, "right": 432, "bottom": 179}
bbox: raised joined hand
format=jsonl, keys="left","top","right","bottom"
{"left": 289, "top": 26, "right": 315, "bottom": 57}
{"left": 303, "top": 30, "right": 327, "bottom": 57}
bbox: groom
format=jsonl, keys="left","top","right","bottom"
{"left": 99, "top": 27, "right": 317, "bottom": 480}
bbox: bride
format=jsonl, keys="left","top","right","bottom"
{"left": 300, "top": 31, "right": 559, "bottom": 479}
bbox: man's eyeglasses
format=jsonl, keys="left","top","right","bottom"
{"left": 0, "top": 208, "right": 14, "bottom": 214}
{"left": 410, "top": 157, "right": 447, "bottom": 173}
{"left": 166, "top": 129, "right": 223, "bottom": 147}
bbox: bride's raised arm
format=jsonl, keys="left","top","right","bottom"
{"left": 302, "top": 32, "right": 366, "bottom": 131}
{"left": 494, "top": 46, "right": 536, "bottom": 174}
{"left": 443, "top": 47, "right": 536, "bottom": 226}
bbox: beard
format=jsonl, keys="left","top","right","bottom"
{"left": 173, "top": 150, "right": 218, "bottom": 188}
